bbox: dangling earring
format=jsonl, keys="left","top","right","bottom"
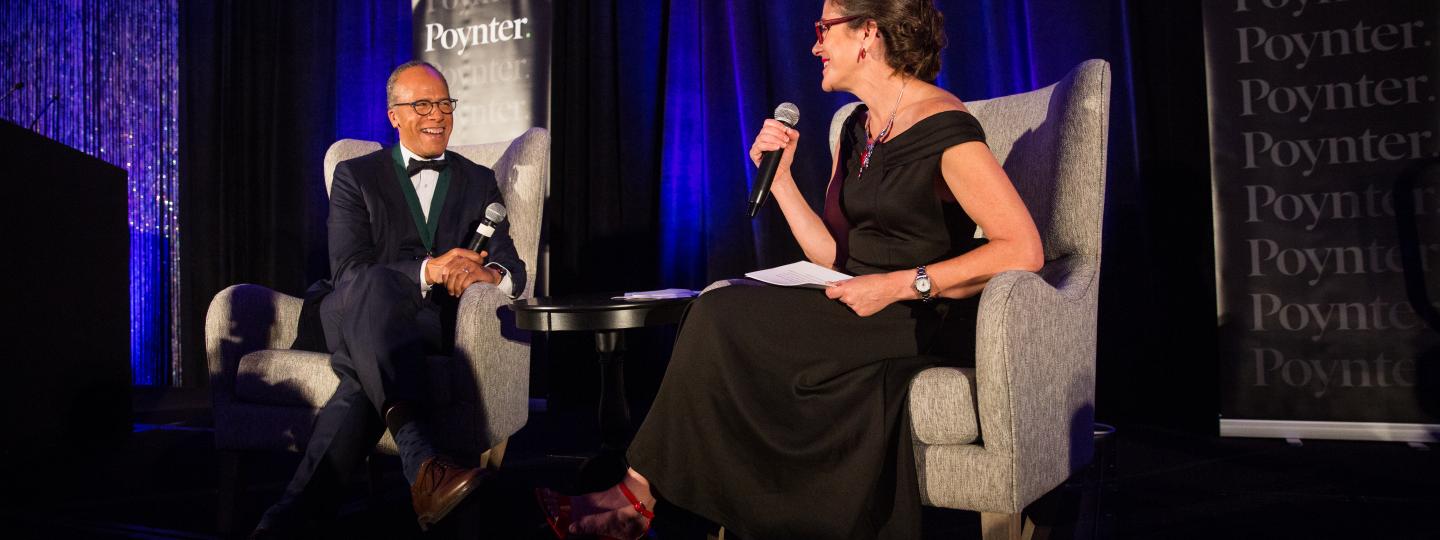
{"left": 858, "top": 31, "right": 869, "bottom": 61}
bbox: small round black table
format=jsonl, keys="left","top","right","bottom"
{"left": 507, "top": 292, "right": 694, "bottom": 489}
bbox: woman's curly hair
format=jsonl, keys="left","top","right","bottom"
{"left": 834, "top": 0, "right": 947, "bottom": 82}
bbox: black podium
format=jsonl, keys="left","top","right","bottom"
{"left": 3, "top": 119, "right": 131, "bottom": 464}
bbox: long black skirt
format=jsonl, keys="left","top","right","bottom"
{"left": 627, "top": 283, "right": 976, "bottom": 539}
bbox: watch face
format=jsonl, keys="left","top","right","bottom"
{"left": 916, "top": 275, "right": 932, "bottom": 293}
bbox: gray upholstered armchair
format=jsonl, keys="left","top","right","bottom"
{"left": 834, "top": 59, "right": 1109, "bottom": 539}
{"left": 206, "top": 128, "right": 548, "bottom": 527}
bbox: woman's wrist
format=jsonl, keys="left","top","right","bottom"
{"left": 894, "top": 270, "right": 919, "bottom": 301}
{"left": 770, "top": 170, "right": 798, "bottom": 196}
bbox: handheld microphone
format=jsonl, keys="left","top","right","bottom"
{"left": 29, "top": 94, "right": 58, "bottom": 130}
{"left": 466, "top": 202, "right": 507, "bottom": 253}
{"left": 747, "top": 102, "right": 801, "bottom": 218}
{"left": 2, "top": 82, "right": 22, "bottom": 103}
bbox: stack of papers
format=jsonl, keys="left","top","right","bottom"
{"left": 614, "top": 288, "right": 700, "bottom": 300}
{"left": 745, "top": 261, "right": 853, "bottom": 289}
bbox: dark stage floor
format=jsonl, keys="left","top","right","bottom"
{"left": 1, "top": 387, "right": 1436, "bottom": 540}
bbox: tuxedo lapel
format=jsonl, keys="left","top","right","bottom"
{"left": 374, "top": 148, "right": 424, "bottom": 249}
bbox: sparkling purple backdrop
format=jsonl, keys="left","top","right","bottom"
{"left": 1, "top": 1, "right": 180, "bottom": 385}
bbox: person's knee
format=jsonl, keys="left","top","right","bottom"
{"left": 682, "top": 288, "right": 748, "bottom": 337}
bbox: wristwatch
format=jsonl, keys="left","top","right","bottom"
{"left": 914, "top": 265, "right": 933, "bottom": 303}
{"left": 487, "top": 263, "right": 507, "bottom": 279}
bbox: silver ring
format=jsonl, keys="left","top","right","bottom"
{"left": 462, "top": 268, "right": 472, "bottom": 273}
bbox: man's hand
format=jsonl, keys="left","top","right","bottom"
{"left": 824, "top": 271, "right": 915, "bottom": 317}
{"left": 426, "top": 248, "right": 502, "bottom": 297}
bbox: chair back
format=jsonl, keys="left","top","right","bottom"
{"left": 322, "top": 128, "right": 551, "bottom": 298}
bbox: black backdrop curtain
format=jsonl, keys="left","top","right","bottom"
{"left": 180, "top": 0, "right": 338, "bottom": 382}
{"left": 548, "top": 1, "right": 665, "bottom": 295}
{"left": 1114, "top": 1, "right": 1214, "bottom": 430}
{"left": 180, "top": 1, "right": 1216, "bottom": 429}
{"left": 180, "top": 0, "right": 410, "bottom": 382}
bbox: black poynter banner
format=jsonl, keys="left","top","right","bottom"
{"left": 1205, "top": 0, "right": 1440, "bottom": 439}
{"left": 414, "top": 0, "right": 552, "bottom": 145}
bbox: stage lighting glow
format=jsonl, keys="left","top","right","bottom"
{"left": 1, "top": 0, "right": 180, "bottom": 385}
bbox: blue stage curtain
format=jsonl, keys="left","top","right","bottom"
{"left": 643, "top": 0, "right": 1138, "bottom": 288}
{"left": 333, "top": 1, "right": 413, "bottom": 145}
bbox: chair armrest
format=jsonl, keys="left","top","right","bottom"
{"left": 206, "top": 284, "right": 304, "bottom": 407}
{"left": 971, "top": 255, "right": 1100, "bottom": 506}
{"left": 452, "top": 282, "right": 531, "bottom": 446}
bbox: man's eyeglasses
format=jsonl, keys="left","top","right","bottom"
{"left": 390, "top": 98, "right": 459, "bottom": 116}
{"left": 814, "top": 15, "right": 862, "bottom": 44}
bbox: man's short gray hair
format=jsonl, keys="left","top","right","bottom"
{"left": 386, "top": 60, "right": 450, "bottom": 106}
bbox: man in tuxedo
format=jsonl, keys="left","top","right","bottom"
{"left": 253, "top": 60, "right": 527, "bottom": 536}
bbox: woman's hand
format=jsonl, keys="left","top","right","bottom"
{"left": 825, "top": 271, "right": 915, "bottom": 317}
{"left": 748, "top": 119, "right": 799, "bottom": 180}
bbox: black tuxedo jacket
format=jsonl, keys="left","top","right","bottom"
{"left": 291, "top": 146, "right": 526, "bottom": 352}
{"left": 326, "top": 146, "right": 526, "bottom": 293}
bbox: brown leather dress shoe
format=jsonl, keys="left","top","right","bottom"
{"left": 411, "top": 456, "right": 490, "bottom": 530}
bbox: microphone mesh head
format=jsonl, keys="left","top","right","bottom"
{"left": 484, "top": 202, "right": 508, "bottom": 223}
{"left": 773, "top": 103, "right": 800, "bottom": 127}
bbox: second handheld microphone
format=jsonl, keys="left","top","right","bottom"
{"left": 747, "top": 102, "right": 801, "bottom": 218}
{"left": 467, "top": 202, "right": 508, "bottom": 253}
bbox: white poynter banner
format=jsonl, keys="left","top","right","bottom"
{"left": 414, "top": 0, "right": 552, "bottom": 145}
{"left": 1204, "top": 0, "right": 1440, "bottom": 441}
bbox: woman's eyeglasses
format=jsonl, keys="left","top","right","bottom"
{"left": 814, "top": 15, "right": 862, "bottom": 44}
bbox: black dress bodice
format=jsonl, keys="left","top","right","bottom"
{"left": 831, "top": 105, "right": 989, "bottom": 275}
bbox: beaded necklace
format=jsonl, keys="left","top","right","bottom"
{"left": 857, "top": 78, "right": 908, "bottom": 180}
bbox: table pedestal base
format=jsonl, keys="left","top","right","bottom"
{"left": 578, "top": 329, "right": 633, "bottom": 491}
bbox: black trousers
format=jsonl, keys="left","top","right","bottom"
{"left": 264, "top": 266, "right": 447, "bottom": 522}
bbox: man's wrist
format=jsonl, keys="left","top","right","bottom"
{"left": 482, "top": 263, "right": 504, "bottom": 285}
{"left": 422, "top": 256, "right": 448, "bottom": 288}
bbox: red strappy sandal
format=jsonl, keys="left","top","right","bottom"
{"left": 617, "top": 481, "right": 655, "bottom": 538}
{"left": 535, "top": 487, "right": 575, "bottom": 538}
{"left": 535, "top": 483, "right": 654, "bottom": 540}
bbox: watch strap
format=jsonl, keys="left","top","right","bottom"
{"left": 915, "top": 265, "right": 933, "bottom": 303}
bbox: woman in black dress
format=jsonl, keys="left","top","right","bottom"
{"left": 541, "top": 0, "right": 1043, "bottom": 538}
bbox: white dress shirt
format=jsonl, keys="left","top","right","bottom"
{"left": 400, "top": 143, "right": 515, "bottom": 298}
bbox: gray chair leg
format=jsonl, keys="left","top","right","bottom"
{"left": 481, "top": 438, "right": 510, "bottom": 470}
{"left": 217, "top": 450, "right": 242, "bottom": 536}
{"left": 981, "top": 512, "right": 1022, "bottom": 540}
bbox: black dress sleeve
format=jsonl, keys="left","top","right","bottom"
{"left": 881, "top": 110, "right": 987, "bottom": 167}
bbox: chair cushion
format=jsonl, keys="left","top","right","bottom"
{"left": 235, "top": 350, "right": 454, "bottom": 408}
{"left": 909, "top": 367, "right": 980, "bottom": 445}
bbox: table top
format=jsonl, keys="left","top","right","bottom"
{"left": 507, "top": 292, "right": 695, "bottom": 332}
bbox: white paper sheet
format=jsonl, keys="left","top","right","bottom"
{"left": 744, "top": 261, "right": 853, "bottom": 289}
